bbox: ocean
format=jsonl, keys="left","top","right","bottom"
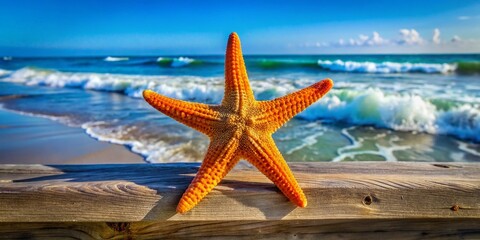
{"left": 0, "top": 54, "right": 479, "bottom": 163}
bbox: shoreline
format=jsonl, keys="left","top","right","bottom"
{"left": 0, "top": 108, "right": 145, "bottom": 164}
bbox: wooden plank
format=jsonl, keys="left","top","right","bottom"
{"left": 0, "top": 219, "right": 479, "bottom": 240}
{"left": 0, "top": 162, "right": 478, "bottom": 222}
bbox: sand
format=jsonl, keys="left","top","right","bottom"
{"left": 0, "top": 109, "right": 144, "bottom": 164}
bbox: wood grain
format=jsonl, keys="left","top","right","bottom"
{"left": 0, "top": 219, "right": 479, "bottom": 240}
{"left": 0, "top": 162, "right": 479, "bottom": 239}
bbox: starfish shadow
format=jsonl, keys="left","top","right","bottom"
{"left": 219, "top": 179, "right": 297, "bottom": 219}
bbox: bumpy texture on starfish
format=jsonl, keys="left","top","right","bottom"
{"left": 143, "top": 32, "right": 333, "bottom": 213}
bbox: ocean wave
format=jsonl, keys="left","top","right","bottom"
{"left": 252, "top": 58, "right": 462, "bottom": 74}
{"left": 299, "top": 88, "right": 480, "bottom": 141}
{"left": 456, "top": 62, "right": 480, "bottom": 74}
{"left": 0, "top": 68, "right": 10, "bottom": 76}
{"left": 157, "top": 57, "right": 200, "bottom": 68}
{"left": 317, "top": 60, "right": 457, "bottom": 73}
{"left": 104, "top": 56, "right": 129, "bottom": 62}
{"left": 1, "top": 67, "right": 479, "bottom": 142}
{"left": 2, "top": 67, "right": 226, "bottom": 102}
{"left": 82, "top": 121, "right": 207, "bottom": 163}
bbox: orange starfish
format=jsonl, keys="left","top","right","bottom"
{"left": 143, "top": 33, "right": 333, "bottom": 213}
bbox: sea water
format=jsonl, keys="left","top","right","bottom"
{"left": 0, "top": 54, "right": 479, "bottom": 162}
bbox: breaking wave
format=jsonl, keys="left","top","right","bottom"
{"left": 156, "top": 57, "right": 204, "bottom": 68}
{"left": 104, "top": 56, "right": 129, "bottom": 62}
{"left": 317, "top": 60, "right": 457, "bottom": 73}
{"left": 299, "top": 89, "right": 480, "bottom": 142}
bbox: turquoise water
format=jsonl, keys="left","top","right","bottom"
{"left": 0, "top": 54, "right": 479, "bottom": 162}
{"left": 2, "top": 54, "right": 479, "bottom": 76}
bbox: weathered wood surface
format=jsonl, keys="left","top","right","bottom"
{"left": 0, "top": 162, "right": 479, "bottom": 239}
{"left": 1, "top": 219, "right": 479, "bottom": 240}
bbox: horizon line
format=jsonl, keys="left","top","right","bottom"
{"left": 4, "top": 52, "right": 480, "bottom": 58}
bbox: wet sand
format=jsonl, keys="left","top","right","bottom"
{"left": 0, "top": 109, "right": 144, "bottom": 164}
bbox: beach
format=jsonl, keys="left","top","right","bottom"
{"left": 0, "top": 55, "right": 479, "bottom": 163}
{"left": 0, "top": 109, "right": 143, "bottom": 164}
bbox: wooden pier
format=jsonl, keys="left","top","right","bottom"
{"left": 0, "top": 162, "right": 478, "bottom": 239}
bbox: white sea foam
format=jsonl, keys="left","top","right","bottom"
{"left": 318, "top": 60, "right": 456, "bottom": 73}
{"left": 0, "top": 68, "right": 10, "bottom": 77}
{"left": 157, "top": 57, "right": 196, "bottom": 67}
{"left": 299, "top": 89, "right": 438, "bottom": 132}
{"left": 1, "top": 67, "right": 479, "bottom": 142}
{"left": 82, "top": 121, "right": 207, "bottom": 163}
{"left": 437, "top": 105, "right": 480, "bottom": 141}
{"left": 457, "top": 141, "right": 480, "bottom": 157}
{"left": 300, "top": 88, "right": 480, "bottom": 141}
{"left": 3, "top": 67, "right": 226, "bottom": 102}
{"left": 285, "top": 124, "right": 326, "bottom": 155}
{"left": 332, "top": 127, "right": 410, "bottom": 162}
{"left": 171, "top": 57, "right": 195, "bottom": 67}
{"left": 104, "top": 56, "right": 129, "bottom": 62}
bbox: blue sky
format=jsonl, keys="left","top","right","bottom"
{"left": 1, "top": 0, "right": 479, "bottom": 56}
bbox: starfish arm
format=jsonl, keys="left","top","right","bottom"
{"left": 222, "top": 32, "right": 255, "bottom": 112}
{"left": 177, "top": 134, "right": 240, "bottom": 213}
{"left": 242, "top": 133, "right": 307, "bottom": 208}
{"left": 143, "top": 89, "right": 221, "bottom": 136}
{"left": 256, "top": 79, "right": 333, "bottom": 133}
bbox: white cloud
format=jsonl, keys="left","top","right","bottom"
{"left": 299, "top": 41, "right": 329, "bottom": 48}
{"left": 451, "top": 35, "right": 461, "bottom": 42}
{"left": 317, "top": 28, "right": 476, "bottom": 52}
{"left": 432, "top": 28, "right": 441, "bottom": 44}
{"left": 370, "top": 32, "right": 388, "bottom": 46}
{"left": 398, "top": 29, "right": 424, "bottom": 45}
{"left": 339, "top": 32, "right": 388, "bottom": 47}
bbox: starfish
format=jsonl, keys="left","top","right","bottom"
{"left": 143, "top": 33, "right": 333, "bottom": 213}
